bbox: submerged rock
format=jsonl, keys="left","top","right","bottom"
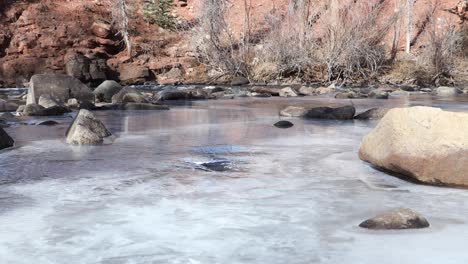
{"left": 0, "top": 127, "right": 14, "bottom": 150}
{"left": 305, "top": 106, "right": 355, "bottom": 120}
{"left": 354, "top": 108, "right": 390, "bottom": 120}
{"left": 28, "top": 105, "right": 71, "bottom": 116}
{"left": 279, "top": 106, "right": 307, "bottom": 117}
{"left": 37, "top": 120, "right": 60, "bottom": 126}
{"left": 120, "top": 103, "right": 170, "bottom": 111}
{"left": 359, "top": 208, "right": 429, "bottom": 230}
{"left": 435, "top": 86, "right": 462, "bottom": 96}
{"left": 274, "top": 120, "right": 294, "bottom": 128}
{"left": 66, "top": 109, "right": 112, "bottom": 145}
{"left": 359, "top": 106, "right": 468, "bottom": 186}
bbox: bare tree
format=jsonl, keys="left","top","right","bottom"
{"left": 112, "top": 0, "right": 132, "bottom": 57}
{"left": 391, "top": 0, "right": 403, "bottom": 60}
{"left": 405, "top": 0, "right": 414, "bottom": 53}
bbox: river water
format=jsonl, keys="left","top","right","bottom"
{"left": 1, "top": 95, "right": 468, "bottom": 264}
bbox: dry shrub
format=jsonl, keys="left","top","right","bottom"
{"left": 191, "top": 0, "right": 250, "bottom": 79}
{"left": 254, "top": 0, "right": 396, "bottom": 82}
{"left": 418, "top": 17, "right": 462, "bottom": 82}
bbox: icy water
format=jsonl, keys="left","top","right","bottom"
{"left": 2, "top": 95, "right": 468, "bottom": 264}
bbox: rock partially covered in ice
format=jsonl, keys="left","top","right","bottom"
{"left": 305, "top": 106, "right": 355, "bottom": 120}
{"left": 354, "top": 108, "right": 390, "bottom": 120}
{"left": 279, "top": 106, "right": 307, "bottom": 117}
{"left": 274, "top": 120, "right": 294, "bottom": 128}
{"left": 359, "top": 208, "right": 429, "bottom": 230}
{"left": 0, "top": 127, "right": 14, "bottom": 150}
{"left": 66, "top": 109, "right": 112, "bottom": 145}
{"left": 359, "top": 107, "right": 468, "bottom": 186}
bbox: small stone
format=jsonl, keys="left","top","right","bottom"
{"left": 274, "top": 120, "right": 294, "bottom": 128}
{"left": 359, "top": 208, "right": 430, "bottom": 230}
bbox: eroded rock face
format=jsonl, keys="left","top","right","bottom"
{"left": 305, "top": 106, "right": 356, "bottom": 120}
{"left": 359, "top": 208, "right": 429, "bottom": 230}
{"left": 359, "top": 106, "right": 468, "bottom": 186}
{"left": 0, "top": 127, "right": 14, "bottom": 150}
{"left": 66, "top": 109, "right": 112, "bottom": 145}
{"left": 27, "top": 74, "right": 94, "bottom": 105}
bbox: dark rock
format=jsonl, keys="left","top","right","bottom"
{"left": 359, "top": 208, "right": 430, "bottom": 230}
{"left": 37, "top": 120, "right": 59, "bottom": 126}
{"left": 231, "top": 76, "right": 249, "bottom": 86}
{"left": 0, "top": 127, "right": 14, "bottom": 150}
{"left": 305, "top": 106, "right": 356, "bottom": 120}
{"left": 28, "top": 105, "right": 71, "bottom": 116}
{"left": 120, "top": 103, "right": 170, "bottom": 111}
{"left": 354, "top": 108, "right": 390, "bottom": 120}
{"left": 23, "top": 104, "right": 45, "bottom": 116}
{"left": 93, "top": 80, "right": 122, "bottom": 103}
{"left": 66, "top": 109, "right": 112, "bottom": 145}
{"left": 274, "top": 120, "right": 294, "bottom": 128}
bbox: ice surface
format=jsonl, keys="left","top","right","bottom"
{"left": 1, "top": 95, "right": 468, "bottom": 263}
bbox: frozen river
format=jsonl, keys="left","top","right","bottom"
{"left": 1, "top": 95, "right": 468, "bottom": 263}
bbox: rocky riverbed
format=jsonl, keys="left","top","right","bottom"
{"left": 1, "top": 93, "right": 468, "bottom": 263}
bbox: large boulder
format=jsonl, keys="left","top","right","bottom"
{"left": 111, "top": 87, "right": 147, "bottom": 104}
{"left": 94, "top": 80, "right": 122, "bottom": 103}
{"left": 0, "top": 127, "right": 14, "bottom": 150}
{"left": 66, "top": 109, "right": 112, "bottom": 145}
{"left": 119, "top": 65, "right": 150, "bottom": 85}
{"left": 359, "top": 107, "right": 468, "bottom": 186}
{"left": 435, "top": 86, "right": 462, "bottom": 96}
{"left": 305, "top": 106, "right": 356, "bottom": 120}
{"left": 26, "top": 74, "right": 94, "bottom": 105}
{"left": 359, "top": 208, "right": 429, "bottom": 230}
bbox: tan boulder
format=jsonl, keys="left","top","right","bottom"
{"left": 359, "top": 106, "right": 468, "bottom": 186}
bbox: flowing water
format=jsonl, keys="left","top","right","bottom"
{"left": 1, "top": 94, "right": 468, "bottom": 264}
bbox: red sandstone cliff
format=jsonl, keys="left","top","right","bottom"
{"left": 0, "top": 0, "right": 466, "bottom": 87}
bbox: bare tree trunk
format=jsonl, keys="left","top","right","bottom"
{"left": 114, "top": 0, "right": 132, "bottom": 58}
{"left": 391, "top": 0, "right": 402, "bottom": 60}
{"left": 405, "top": 0, "right": 413, "bottom": 53}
